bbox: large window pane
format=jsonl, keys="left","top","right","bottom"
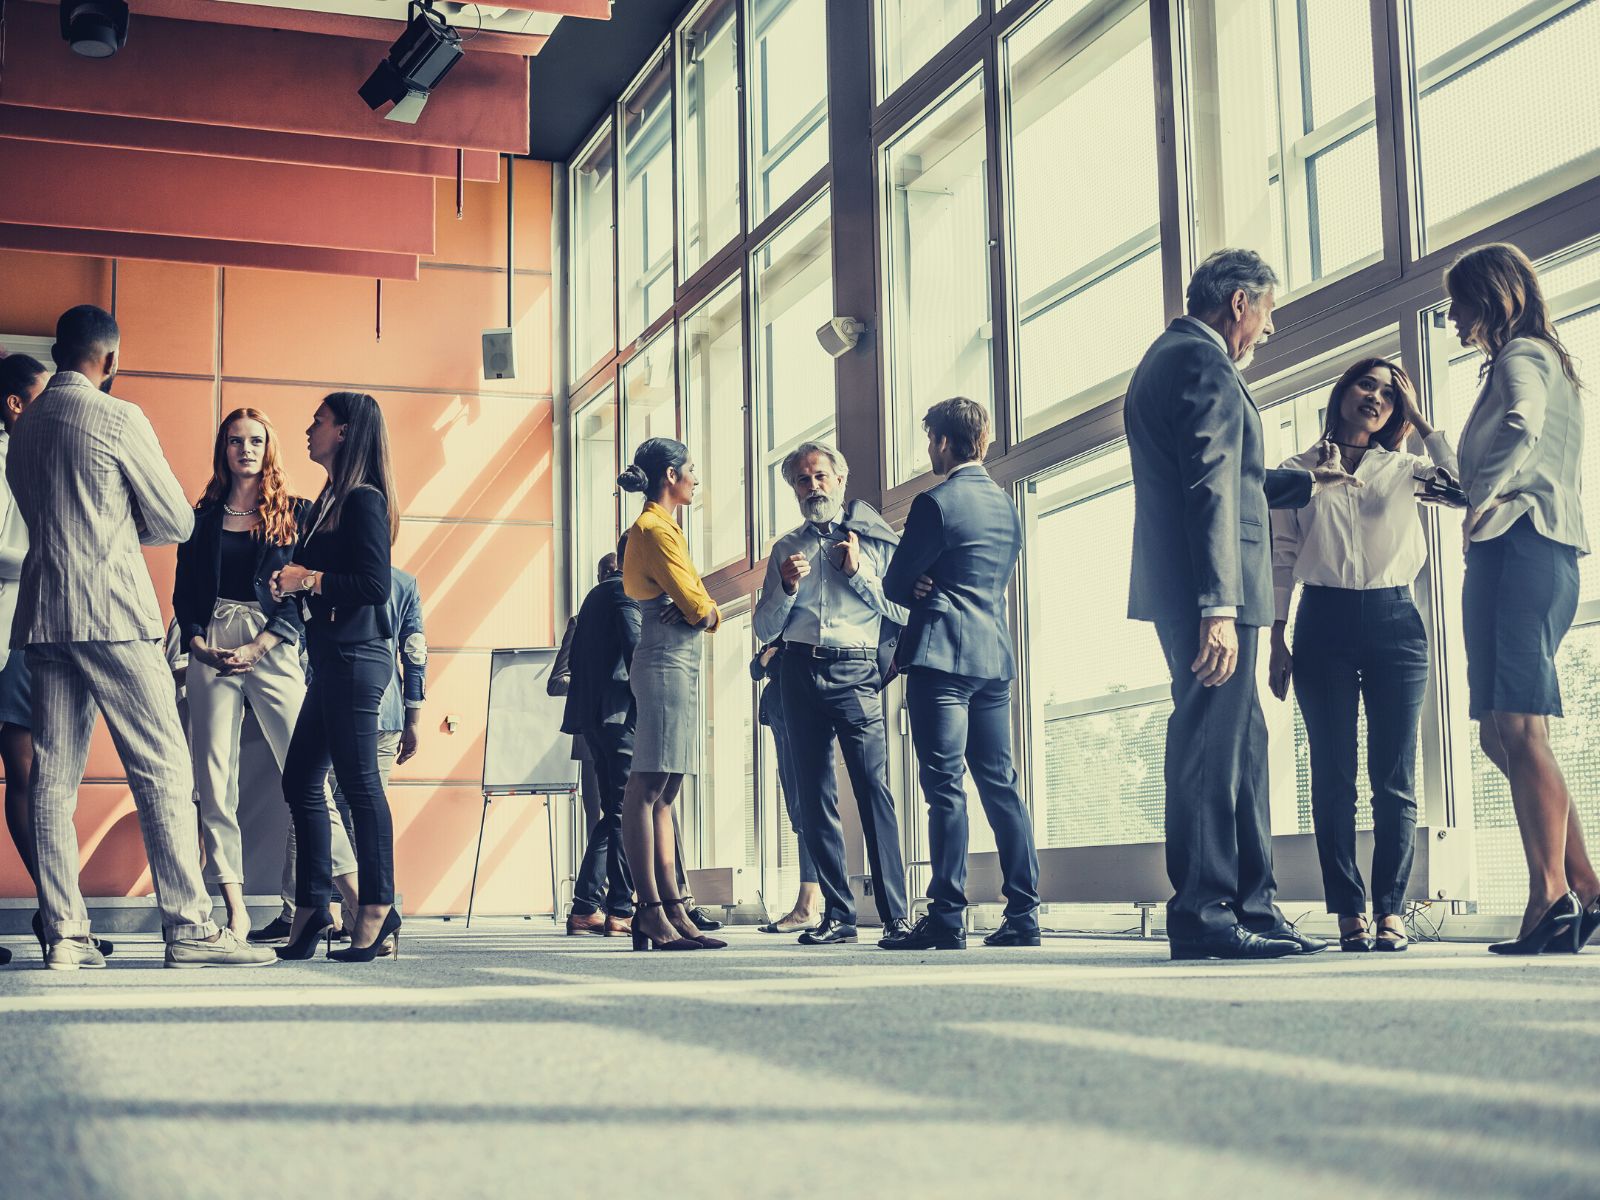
{"left": 1426, "top": 239, "right": 1600, "bottom": 915}
{"left": 620, "top": 53, "right": 675, "bottom": 342}
{"left": 1004, "top": 0, "right": 1166, "bottom": 442}
{"left": 684, "top": 606, "right": 758, "bottom": 871}
{"left": 682, "top": 277, "right": 748, "bottom": 573}
{"left": 1020, "top": 444, "right": 1173, "bottom": 848}
{"left": 881, "top": 71, "right": 993, "bottom": 486}
{"left": 572, "top": 387, "right": 619, "bottom": 601}
{"left": 679, "top": 0, "right": 741, "bottom": 278}
{"left": 569, "top": 130, "right": 615, "bottom": 381}
{"left": 1183, "top": 0, "right": 1384, "bottom": 295}
{"left": 751, "top": 191, "right": 836, "bottom": 549}
{"left": 748, "top": 0, "right": 830, "bottom": 224}
{"left": 621, "top": 327, "right": 677, "bottom": 453}
{"left": 875, "top": 0, "right": 981, "bottom": 99}
{"left": 1408, "top": 0, "right": 1600, "bottom": 253}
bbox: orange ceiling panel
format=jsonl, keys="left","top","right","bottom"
{"left": 4, "top": 2, "right": 531, "bottom": 154}
{"left": 0, "top": 105, "right": 501, "bottom": 181}
{"left": 1, "top": 138, "right": 436, "bottom": 256}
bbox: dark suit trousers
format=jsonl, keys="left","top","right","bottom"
{"left": 572, "top": 721, "right": 636, "bottom": 917}
{"left": 905, "top": 668, "right": 1040, "bottom": 931}
{"left": 1155, "top": 620, "right": 1281, "bottom": 940}
{"left": 780, "top": 652, "right": 908, "bottom": 925}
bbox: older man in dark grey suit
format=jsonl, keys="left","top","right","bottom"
{"left": 1126, "top": 250, "right": 1356, "bottom": 961}
{"left": 9, "top": 306, "right": 273, "bottom": 970}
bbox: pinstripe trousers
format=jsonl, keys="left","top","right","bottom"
{"left": 28, "top": 639, "right": 218, "bottom": 942}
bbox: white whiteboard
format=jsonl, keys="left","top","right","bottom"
{"left": 482, "top": 648, "right": 581, "bottom": 794}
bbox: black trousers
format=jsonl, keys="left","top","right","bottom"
{"left": 1293, "top": 586, "right": 1428, "bottom": 916}
{"left": 904, "top": 668, "right": 1040, "bottom": 931}
{"left": 572, "top": 721, "right": 636, "bottom": 917}
{"left": 283, "top": 636, "right": 394, "bottom": 907}
{"left": 1155, "top": 620, "right": 1279, "bottom": 941}
{"left": 780, "top": 650, "right": 908, "bottom": 925}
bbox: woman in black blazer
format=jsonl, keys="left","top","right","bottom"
{"left": 175, "top": 408, "right": 362, "bottom": 940}
{"left": 270, "top": 391, "right": 400, "bottom": 962}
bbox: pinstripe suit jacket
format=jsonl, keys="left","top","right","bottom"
{"left": 6, "top": 371, "right": 194, "bottom": 647}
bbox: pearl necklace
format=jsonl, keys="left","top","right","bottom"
{"left": 223, "top": 502, "right": 259, "bottom": 517}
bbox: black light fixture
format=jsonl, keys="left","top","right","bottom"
{"left": 60, "top": 1, "right": 129, "bottom": 59}
{"left": 358, "top": 1, "right": 464, "bottom": 125}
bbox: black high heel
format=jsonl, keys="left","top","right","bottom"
{"left": 1489, "top": 892, "right": 1581, "bottom": 955}
{"left": 328, "top": 909, "right": 402, "bottom": 963}
{"left": 666, "top": 898, "right": 726, "bottom": 949}
{"left": 630, "top": 901, "right": 702, "bottom": 951}
{"left": 275, "top": 909, "right": 335, "bottom": 960}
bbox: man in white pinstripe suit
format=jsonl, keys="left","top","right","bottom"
{"left": 8, "top": 306, "right": 273, "bottom": 970}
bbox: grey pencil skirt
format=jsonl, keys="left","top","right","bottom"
{"left": 629, "top": 595, "right": 703, "bottom": 775}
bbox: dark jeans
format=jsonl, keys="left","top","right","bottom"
{"left": 572, "top": 721, "right": 636, "bottom": 917}
{"left": 904, "top": 667, "right": 1040, "bottom": 932}
{"left": 283, "top": 636, "right": 394, "bottom": 907}
{"left": 1293, "top": 586, "right": 1428, "bottom": 916}
{"left": 780, "top": 649, "right": 908, "bottom": 925}
{"left": 763, "top": 676, "right": 818, "bottom": 884}
{"left": 1155, "top": 620, "right": 1280, "bottom": 941}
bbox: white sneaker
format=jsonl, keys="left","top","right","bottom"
{"left": 164, "top": 928, "right": 278, "bottom": 969}
{"left": 45, "top": 937, "right": 107, "bottom": 971}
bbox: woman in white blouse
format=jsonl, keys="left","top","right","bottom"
{"left": 1446, "top": 242, "right": 1595, "bottom": 956}
{"left": 1269, "top": 357, "right": 1457, "bottom": 951}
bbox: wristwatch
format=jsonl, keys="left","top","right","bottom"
{"left": 301, "top": 572, "right": 318, "bottom": 593}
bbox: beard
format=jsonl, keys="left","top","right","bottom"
{"left": 801, "top": 491, "right": 843, "bottom": 525}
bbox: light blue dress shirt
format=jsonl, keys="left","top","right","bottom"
{"left": 753, "top": 519, "right": 908, "bottom": 647}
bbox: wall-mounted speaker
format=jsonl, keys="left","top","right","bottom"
{"left": 482, "top": 328, "right": 516, "bottom": 380}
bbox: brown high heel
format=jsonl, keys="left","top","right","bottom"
{"left": 666, "top": 898, "right": 726, "bottom": 949}
{"left": 630, "top": 901, "right": 702, "bottom": 951}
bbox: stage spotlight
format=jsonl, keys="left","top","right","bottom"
{"left": 60, "top": 1, "right": 129, "bottom": 59}
{"left": 359, "top": 1, "right": 464, "bottom": 125}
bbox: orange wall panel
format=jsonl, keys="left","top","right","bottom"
{"left": 394, "top": 650, "right": 490, "bottom": 784}
{"left": 391, "top": 785, "right": 555, "bottom": 916}
{"left": 113, "top": 262, "right": 217, "bottom": 377}
{"left": 0, "top": 784, "right": 155, "bottom": 900}
{"left": 222, "top": 267, "right": 552, "bottom": 397}
{"left": 0, "top": 249, "right": 111, "bottom": 338}
{"left": 116, "top": 375, "right": 220, "bottom": 502}
{"left": 396, "top": 520, "right": 553, "bottom": 651}
{"left": 221, "top": 382, "right": 553, "bottom": 524}
{"left": 427, "top": 159, "right": 551, "bottom": 272}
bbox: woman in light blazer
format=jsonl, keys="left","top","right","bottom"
{"left": 1446, "top": 242, "right": 1595, "bottom": 954}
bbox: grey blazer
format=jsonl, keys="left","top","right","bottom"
{"left": 1125, "top": 319, "right": 1313, "bottom": 630}
{"left": 6, "top": 371, "right": 195, "bottom": 646}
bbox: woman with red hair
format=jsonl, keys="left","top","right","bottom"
{"left": 174, "top": 408, "right": 357, "bottom": 939}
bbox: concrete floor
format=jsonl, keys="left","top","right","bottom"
{"left": 0, "top": 923, "right": 1595, "bottom": 1200}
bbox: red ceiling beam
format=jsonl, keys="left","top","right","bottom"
{"left": 0, "top": 224, "right": 420, "bottom": 281}
{"left": 0, "top": 105, "right": 501, "bottom": 181}
{"left": 4, "top": 3, "right": 531, "bottom": 154}
{"left": 0, "top": 138, "right": 437, "bottom": 256}
{"left": 477, "top": 0, "right": 612, "bottom": 14}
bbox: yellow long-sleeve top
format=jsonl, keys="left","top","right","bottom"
{"left": 623, "top": 501, "right": 721, "bottom": 630}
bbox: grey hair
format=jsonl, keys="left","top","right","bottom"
{"left": 780, "top": 441, "right": 849, "bottom": 486}
{"left": 1185, "top": 248, "right": 1280, "bottom": 317}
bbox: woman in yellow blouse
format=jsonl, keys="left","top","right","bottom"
{"left": 617, "top": 438, "right": 724, "bottom": 951}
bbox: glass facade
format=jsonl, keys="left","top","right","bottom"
{"left": 561, "top": 0, "right": 1600, "bottom": 930}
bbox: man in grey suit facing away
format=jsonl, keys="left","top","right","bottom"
{"left": 8, "top": 306, "right": 273, "bottom": 970}
{"left": 1125, "top": 250, "right": 1356, "bottom": 962}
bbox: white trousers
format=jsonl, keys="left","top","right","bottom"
{"left": 186, "top": 600, "right": 356, "bottom": 887}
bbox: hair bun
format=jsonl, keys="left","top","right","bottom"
{"left": 617, "top": 463, "right": 648, "bottom": 493}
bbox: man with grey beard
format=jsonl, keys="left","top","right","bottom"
{"left": 754, "top": 442, "right": 911, "bottom": 946}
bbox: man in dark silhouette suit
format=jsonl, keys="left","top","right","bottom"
{"left": 1126, "top": 248, "right": 1355, "bottom": 960}
{"left": 880, "top": 398, "right": 1040, "bottom": 951}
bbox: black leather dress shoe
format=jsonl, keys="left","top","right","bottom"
{"left": 983, "top": 916, "right": 1041, "bottom": 947}
{"left": 1257, "top": 923, "right": 1326, "bottom": 954}
{"left": 247, "top": 916, "right": 293, "bottom": 944}
{"left": 1169, "top": 925, "right": 1300, "bottom": 961}
{"left": 876, "top": 918, "right": 912, "bottom": 948}
{"left": 689, "top": 907, "right": 724, "bottom": 932}
{"left": 799, "top": 919, "right": 858, "bottom": 945}
{"left": 878, "top": 916, "right": 966, "bottom": 951}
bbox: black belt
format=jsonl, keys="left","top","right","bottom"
{"left": 786, "top": 642, "right": 875, "bottom": 660}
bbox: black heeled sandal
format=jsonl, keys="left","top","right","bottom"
{"left": 328, "top": 909, "right": 402, "bottom": 963}
{"left": 1338, "top": 917, "right": 1374, "bottom": 952}
{"left": 666, "top": 898, "right": 726, "bottom": 949}
{"left": 275, "top": 909, "right": 335, "bottom": 961}
{"left": 1373, "top": 914, "right": 1408, "bottom": 952}
{"left": 1488, "top": 893, "right": 1581, "bottom": 955}
{"left": 630, "top": 901, "right": 702, "bottom": 951}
